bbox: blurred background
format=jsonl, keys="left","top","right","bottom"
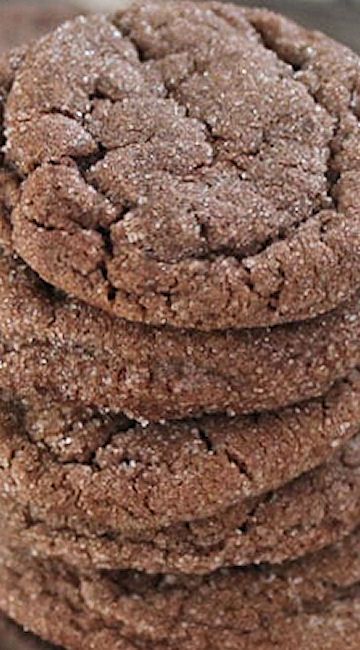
{"left": 0, "top": 0, "right": 359, "bottom": 52}
{"left": 0, "top": 0, "right": 359, "bottom": 648}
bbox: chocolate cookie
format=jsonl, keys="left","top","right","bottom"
{"left": 1, "top": 251, "right": 360, "bottom": 421}
{"left": 2, "top": 430, "right": 360, "bottom": 575}
{"left": 0, "top": 372, "right": 359, "bottom": 574}
{"left": 0, "top": 3, "right": 80, "bottom": 53}
{"left": 1, "top": 529, "right": 360, "bottom": 649}
{"left": 1, "top": 48, "right": 360, "bottom": 419}
{"left": 0, "top": 47, "right": 27, "bottom": 251}
{"left": 4, "top": 2, "right": 360, "bottom": 330}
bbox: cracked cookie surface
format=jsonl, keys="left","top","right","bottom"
{"left": 4, "top": 2, "right": 360, "bottom": 330}
{"left": 2, "top": 433, "right": 360, "bottom": 576}
{"left": 0, "top": 373, "right": 359, "bottom": 574}
{"left": 1, "top": 529, "right": 360, "bottom": 649}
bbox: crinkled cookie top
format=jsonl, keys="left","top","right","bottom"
{"left": 3, "top": 1, "right": 360, "bottom": 330}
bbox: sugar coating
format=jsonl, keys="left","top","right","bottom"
{"left": 0, "top": 252, "right": 360, "bottom": 421}
{"left": 2, "top": 1, "right": 360, "bottom": 330}
{"left": 0, "top": 372, "right": 359, "bottom": 574}
{"left": 1, "top": 529, "right": 360, "bottom": 649}
{"left": 0, "top": 4, "right": 360, "bottom": 648}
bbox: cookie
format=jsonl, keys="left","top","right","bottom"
{"left": 1, "top": 529, "right": 360, "bottom": 649}
{"left": 2, "top": 430, "right": 360, "bottom": 575}
{"left": 0, "top": 49, "right": 24, "bottom": 255}
{"left": 1, "top": 251, "right": 360, "bottom": 421}
{"left": 4, "top": 2, "right": 360, "bottom": 330}
{"left": 0, "top": 372, "right": 359, "bottom": 574}
{"left": 1, "top": 49, "right": 360, "bottom": 420}
{"left": 0, "top": 3, "right": 80, "bottom": 54}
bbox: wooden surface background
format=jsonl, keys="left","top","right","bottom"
{"left": 242, "top": 0, "right": 359, "bottom": 51}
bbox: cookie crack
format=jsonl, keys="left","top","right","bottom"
{"left": 4, "top": 9, "right": 357, "bottom": 330}
{"left": 84, "top": 10, "right": 350, "bottom": 315}
{"left": 224, "top": 449, "right": 254, "bottom": 483}
{"left": 245, "top": 15, "right": 343, "bottom": 207}
{"left": 2, "top": 8, "right": 360, "bottom": 329}
{"left": 196, "top": 426, "right": 216, "bottom": 454}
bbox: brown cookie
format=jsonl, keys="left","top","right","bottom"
{"left": 2, "top": 430, "right": 360, "bottom": 575}
{"left": 1, "top": 529, "right": 360, "bottom": 649}
{"left": 0, "top": 3, "right": 80, "bottom": 54}
{"left": 1, "top": 52, "right": 360, "bottom": 420}
{"left": 0, "top": 46, "right": 29, "bottom": 250}
{"left": 4, "top": 2, "right": 360, "bottom": 331}
{"left": 1, "top": 250, "right": 360, "bottom": 421}
{"left": 0, "top": 372, "right": 359, "bottom": 574}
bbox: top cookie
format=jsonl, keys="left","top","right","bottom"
{"left": 4, "top": 2, "right": 360, "bottom": 330}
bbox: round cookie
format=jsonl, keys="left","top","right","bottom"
{"left": 0, "top": 55, "right": 360, "bottom": 420}
{"left": 1, "top": 529, "right": 360, "bottom": 650}
{"left": 2, "top": 430, "right": 360, "bottom": 575}
{"left": 1, "top": 251, "right": 360, "bottom": 421}
{"left": 4, "top": 2, "right": 360, "bottom": 331}
{"left": 0, "top": 372, "right": 359, "bottom": 574}
{"left": 0, "top": 3, "right": 80, "bottom": 54}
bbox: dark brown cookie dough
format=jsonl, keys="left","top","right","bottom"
{"left": 0, "top": 3, "right": 80, "bottom": 54}
{"left": 1, "top": 251, "right": 360, "bottom": 421}
{"left": 2, "top": 430, "right": 360, "bottom": 575}
{"left": 0, "top": 372, "right": 359, "bottom": 574}
{"left": 1, "top": 529, "right": 360, "bottom": 650}
{"left": 4, "top": 2, "right": 360, "bottom": 330}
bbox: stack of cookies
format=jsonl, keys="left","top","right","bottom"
{"left": 0, "top": 2, "right": 359, "bottom": 648}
